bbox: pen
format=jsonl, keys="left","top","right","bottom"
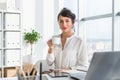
{"left": 40, "top": 61, "right": 42, "bottom": 80}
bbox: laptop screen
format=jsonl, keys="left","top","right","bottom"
{"left": 85, "top": 51, "right": 120, "bottom": 80}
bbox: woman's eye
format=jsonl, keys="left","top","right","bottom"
{"left": 59, "top": 20, "right": 63, "bottom": 23}
{"left": 66, "top": 20, "right": 69, "bottom": 22}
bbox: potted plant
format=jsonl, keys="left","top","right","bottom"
{"left": 24, "top": 29, "right": 40, "bottom": 55}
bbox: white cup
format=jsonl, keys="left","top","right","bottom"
{"left": 52, "top": 36, "right": 61, "bottom": 46}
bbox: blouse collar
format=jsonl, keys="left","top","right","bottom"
{"left": 58, "top": 32, "right": 75, "bottom": 40}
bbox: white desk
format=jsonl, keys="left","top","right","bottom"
{"left": 45, "top": 70, "right": 85, "bottom": 80}
{"left": 45, "top": 74, "right": 74, "bottom": 80}
{"left": 0, "top": 74, "right": 74, "bottom": 80}
{"left": 0, "top": 70, "right": 84, "bottom": 80}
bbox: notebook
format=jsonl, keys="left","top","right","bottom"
{"left": 70, "top": 51, "right": 120, "bottom": 80}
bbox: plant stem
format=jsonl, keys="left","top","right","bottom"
{"left": 31, "top": 43, "right": 33, "bottom": 55}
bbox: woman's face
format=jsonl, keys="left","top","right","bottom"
{"left": 58, "top": 15, "right": 73, "bottom": 33}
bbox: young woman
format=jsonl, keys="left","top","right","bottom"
{"left": 46, "top": 8, "right": 88, "bottom": 71}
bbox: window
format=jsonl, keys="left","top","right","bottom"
{"left": 62, "top": 0, "right": 120, "bottom": 61}
{"left": 84, "top": 18, "right": 112, "bottom": 61}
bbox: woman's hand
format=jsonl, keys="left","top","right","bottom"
{"left": 49, "top": 68, "right": 71, "bottom": 73}
{"left": 47, "top": 39, "right": 54, "bottom": 54}
{"left": 47, "top": 39, "right": 53, "bottom": 48}
{"left": 59, "top": 68, "right": 71, "bottom": 72}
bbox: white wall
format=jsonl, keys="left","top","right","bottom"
{"left": 41, "top": 0, "right": 54, "bottom": 59}
{"left": 22, "top": 0, "right": 35, "bottom": 30}
{"left": 34, "top": 0, "right": 44, "bottom": 59}
{"left": 54, "top": 0, "right": 64, "bottom": 35}
{"left": 22, "top": 0, "right": 36, "bottom": 57}
{"left": 34, "top": 0, "right": 62, "bottom": 59}
{"left": 22, "top": 0, "right": 59, "bottom": 61}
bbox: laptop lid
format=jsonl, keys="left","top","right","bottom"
{"left": 85, "top": 51, "right": 120, "bottom": 80}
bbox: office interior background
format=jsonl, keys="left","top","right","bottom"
{"left": 0, "top": 0, "right": 120, "bottom": 79}
{"left": 19, "top": 0, "right": 120, "bottom": 61}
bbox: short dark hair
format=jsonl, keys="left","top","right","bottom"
{"left": 57, "top": 8, "right": 76, "bottom": 24}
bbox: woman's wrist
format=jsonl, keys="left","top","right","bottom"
{"left": 48, "top": 47, "right": 54, "bottom": 54}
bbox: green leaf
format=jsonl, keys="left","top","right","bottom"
{"left": 24, "top": 29, "right": 40, "bottom": 44}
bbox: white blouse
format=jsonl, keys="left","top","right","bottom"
{"left": 46, "top": 34, "right": 88, "bottom": 71}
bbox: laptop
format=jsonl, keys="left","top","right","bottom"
{"left": 70, "top": 51, "right": 120, "bottom": 80}
{"left": 18, "top": 62, "right": 48, "bottom": 80}
{"left": 70, "top": 71, "right": 87, "bottom": 80}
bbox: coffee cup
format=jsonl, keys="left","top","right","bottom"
{"left": 52, "top": 36, "right": 61, "bottom": 46}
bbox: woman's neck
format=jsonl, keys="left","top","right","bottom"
{"left": 61, "top": 31, "right": 73, "bottom": 38}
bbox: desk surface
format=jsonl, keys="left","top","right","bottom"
{"left": 46, "top": 74, "right": 74, "bottom": 80}
{"left": 0, "top": 74, "right": 75, "bottom": 80}
{"left": 45, "top": 70, "right": 85, "bottom": 80}
{"left": 1, "top": 70, "right": 84, "bottom": 80}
